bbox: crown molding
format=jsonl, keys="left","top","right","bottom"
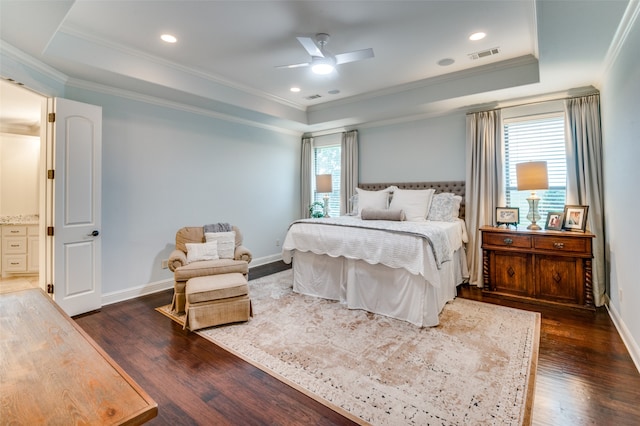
{"left": 0, "top": 41, "right": 68, "bottom": 91}
{"left": 66, "top": 78, "right": 303, "bottom": 137}
{"left": 601, "top": 0, "right": 640, "bottom": 79}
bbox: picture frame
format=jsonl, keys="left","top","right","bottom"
{"left": 496, "top": 207, "right": 519, "bottom": 227}
{"left": 545, "top": 211, "right": 564, "bottom": 231}
{"left": 563, "top": 205, "right": 589, "bottom": 232}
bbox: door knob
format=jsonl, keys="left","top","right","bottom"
{"left": 89, "top": 230, "right": 100, "bottom": 237}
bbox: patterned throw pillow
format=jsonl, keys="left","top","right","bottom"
{"left": 427, "top": 193, "right": 462, "bottom": 222}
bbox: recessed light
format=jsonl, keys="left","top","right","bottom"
{"left": 469, "top": 32, "right": 486, "bottom": 41}
{"left": 161, "top": 34, "right": 177, "bottom": 43}
{"left": 290, "top": 87, "right": 301, "bottom": 93}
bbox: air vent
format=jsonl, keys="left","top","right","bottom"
{"left": 468, "top": 47, "right": 500, "bottom": 60}
{"left": 305, "top": 94, "right": 322, "bottom": 100}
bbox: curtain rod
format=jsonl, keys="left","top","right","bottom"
{"left": 465, "top": 90, "right": 600, "bottom": 115}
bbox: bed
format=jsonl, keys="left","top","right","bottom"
{"left": 282, "top": 181, "right": 469, "bottom": 327}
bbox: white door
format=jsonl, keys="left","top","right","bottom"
{"left": 48, "top": 98, "right": 102, "bottom": 316}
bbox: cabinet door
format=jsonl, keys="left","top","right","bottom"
{"left": 535, "top": 255, "right": 582, "bottom": 304}
{"left": 491, "top": 251, "right": 532, "bottom": 296}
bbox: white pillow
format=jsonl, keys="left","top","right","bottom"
{"left": 355, "top": 186, "right": 397, "bottom": 215}
{"left": 427, "top": 193, "right": 462, "bottom": 222}
{"left": 185, "top": 241, "right": 219, "bottom": 263}
{"left": 205, "top": 231, "right": 236, "bottom": 259}
{"left": 388, "top": 188, "right": 435, "bottom": 222}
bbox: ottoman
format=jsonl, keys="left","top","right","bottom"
{"left": 184, "top": 272, "right": 252, "bottom": 331}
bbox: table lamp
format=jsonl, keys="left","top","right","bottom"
{"left": 315, "top": 174, "right": 333, "bottom": 218}
{"left": 516, "top": 161, "right": 549, "bottom": 230}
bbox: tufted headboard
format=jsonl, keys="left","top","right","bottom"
{"left": 357, "top": 181, "right": 466, "bottom": 219}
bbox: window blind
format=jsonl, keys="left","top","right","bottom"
{"left": 313, "top": 145, "right": 341, "bottom": 217}
{"left": 504, "top": 113, "right": 567, "bottom": 226}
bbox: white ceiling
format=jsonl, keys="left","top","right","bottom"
{"left": 0, "top": 0, "right": 631, "bottom": 134}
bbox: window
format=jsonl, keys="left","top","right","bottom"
{"left": 313, "top": 144, "right": 341, "bottom": 217}
{"left": 504, "top": 113, "right": 567, "bottom": 227}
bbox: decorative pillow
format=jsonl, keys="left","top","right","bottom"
{"left": 204, "top": 231, "right": 236, "bottom": 259}
{"left": 361, "top": 208, "right": 405, "bottom": 221}
{"left": 185, "top": 241, "right": 219, "bottom": 263}
{"left": 427, "top": 193, "right": 462, "bottom": 222}
{"left": 354, "top": 186, "right": 397, "bottom": 215}
{"left": 388, "top": 188, "right": 435, "bottom": 222}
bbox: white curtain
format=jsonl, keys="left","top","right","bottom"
{"left": 341, "top": 130, "right": 359, "bottom": 215}
{"left": 465, "top": 110, "right": 504, "bottom": 287}
{"left": 564, "top": 94, "right": 605, "bottom": 307}
{"left": 300, "top": 137, "right": 313, "bottom": 218}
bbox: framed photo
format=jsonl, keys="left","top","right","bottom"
{"left": 545, "top": 211, "right": 564, "bottom": 231}
{"left": 496, "top": 207, "right": 519, "bottom": 227}
{"left": 563, "top": 205, "right": 589, "bottom": 232}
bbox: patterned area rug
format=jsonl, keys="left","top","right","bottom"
{"left": 156, "top": 269, "right": 539, "bottom": 425}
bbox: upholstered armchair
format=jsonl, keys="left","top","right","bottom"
{"left": 168, "top": 225, "right": 252, "bottom": 313}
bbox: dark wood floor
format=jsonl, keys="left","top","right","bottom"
{"left": 74, "top": 262, "right": 640, "bottom": 425}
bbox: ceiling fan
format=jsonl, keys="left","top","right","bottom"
{"left": 277, "top": 33, "right": 374, "bottom": 75}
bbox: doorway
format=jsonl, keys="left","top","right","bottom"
{"left": 0, "top": 79, "right": 45, "bottom": 292}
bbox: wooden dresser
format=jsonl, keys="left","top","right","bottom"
{"left": 480, "top": 226, "right": 595, "bottom": 310}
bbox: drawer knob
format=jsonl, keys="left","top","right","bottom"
{"left": 503, "top": 238, "right": 513, "bottom": 245}
{"left": 553, "top": 242, "right": 565, "bottom": 249}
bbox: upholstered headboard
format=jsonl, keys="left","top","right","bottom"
{"left": 358, "top": 181, "right": 466, "bottom": 219}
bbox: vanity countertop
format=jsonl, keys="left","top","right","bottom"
{"left": 0, "top": 215, "right": 39, "bottom": 225}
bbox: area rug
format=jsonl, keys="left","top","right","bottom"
{"left": 156, "top": 269, "right": 539, "bottom": 425}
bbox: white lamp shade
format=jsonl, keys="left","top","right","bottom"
{"left": 516, "top": 161, "right": 549, "bottom": 191}
{"left": 315, "top": 174, "right": 333, "bottom": 193}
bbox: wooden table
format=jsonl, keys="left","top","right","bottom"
{"left": 0, "top": 288, "right": 157, "bottom": 425}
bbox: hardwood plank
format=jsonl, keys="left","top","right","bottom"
{"left": 73, "top": 262, "right": 640, "bottom": 425}
{"left": 1, "top": 288, "right": 157, "bottom": 425}
{"left": 458, "top": 283, "right": 640, "bottom": 426}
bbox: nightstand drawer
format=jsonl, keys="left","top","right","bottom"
{"left": 533, "top": 235, "right": 587, "bottom": 253}
{"left": 482, "top": 232, "right": 531, "bottom": 249}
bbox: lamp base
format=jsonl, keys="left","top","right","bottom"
{"left": 526, "top": 192, "right": 542, "bottom": 231}
{"left": 323, "top": 195, "right": 330, "bottom": 218}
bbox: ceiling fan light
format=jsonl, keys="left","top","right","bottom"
{"left": 311, "top": 56, "right": 336, "bottom": 74}
{"left": 312, "top": 63, "right": 334, "bottom": 74}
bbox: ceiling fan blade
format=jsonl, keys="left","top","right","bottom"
{"left": 296, "top": 36, "right": 324, "bottom": 57}
{"left": 335, "top": 48, "right": 374, "bottom": 65}
{"left": 275, "top": 62, "right": 311, "bottom": 69}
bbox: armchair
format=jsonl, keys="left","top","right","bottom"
{"left": 168, "top": 225, "right": 251, "bottom": 313}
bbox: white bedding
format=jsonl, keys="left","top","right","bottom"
{"left": 282, "top": 216, "right": 469, "bottom": 326}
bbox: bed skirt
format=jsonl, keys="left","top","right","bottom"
{"left": 290, "top": 248, "right": 468, "bottom": 327}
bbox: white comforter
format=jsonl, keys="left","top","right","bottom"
{"left": 282, "top": 216, "right": 467, "bottom": 287}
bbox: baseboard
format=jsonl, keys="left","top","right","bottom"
{"left": 100, "top": 254, "right": 285, "bottom": 307}
{"left": 101, "top": 278, "right": 174, "bottom": 306}
{"left": 250, "top": 253, "right": 283, "bottom": 267}
{"left": 605, "top": 294, "right": 640, "bottom": 374}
